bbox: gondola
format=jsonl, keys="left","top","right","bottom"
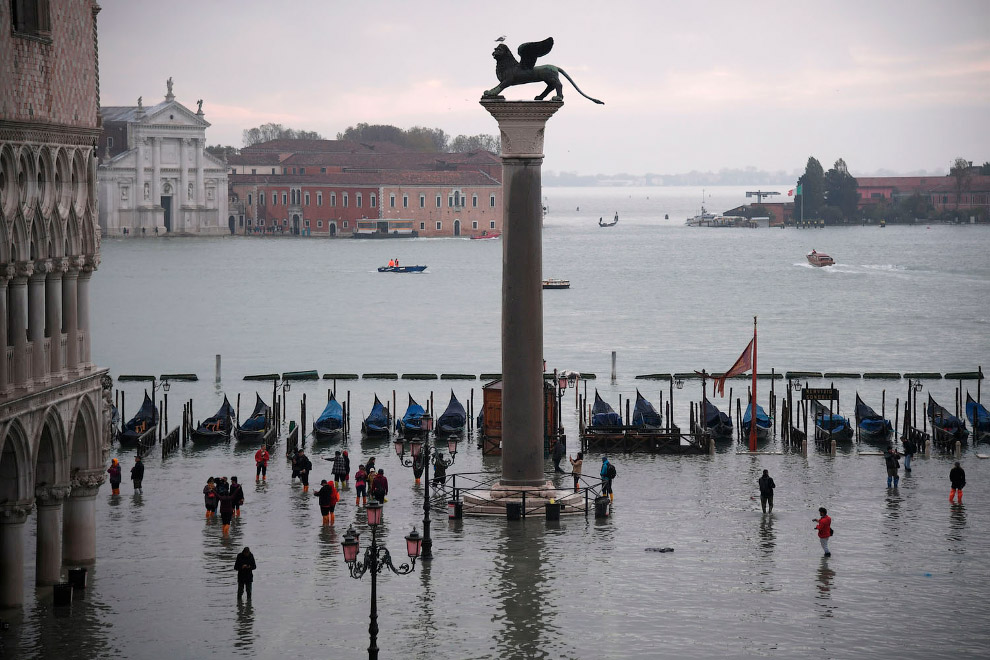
{"left": 701, "top": 399, "right": 734, "bottom": 441}
{"left": 631, "top": 390, "right": 662, "bottom": 429}
{"left": 361, "top": 395, "right": 391, "bottom": 436}
{"left": 435, "top": 391, "right": 466, "bottom": 436}
{"left": 119, "top": 392, "right": 158, "bottom": 446}
{"left": 312, "top": 394, "right": 344, "bottom": 442}
{"left": 966, "top": 392, "right": 990, "bottom": 443}
{"left": 589, "top": 390, "right": 622, "bottom": 430}
{"left": 854, "top": 393, "right": 893, "bottom": 444}
{"left": 190, "top": 396, "right": 235, "bottom": 444}
{"left": 598, "top": 212, "right": 618, "bottom": 227}
{"left": 812, "top": 400, "right": 854, "bottom": 443}
{"left": 396, "top": 395, "right": 429, "bottom": 436}
{"left": 235, "top": 394, "right": 271, "bottom": 443}
{"left": 929, "top": 394, "right": 968, "bottom": 443}
{"left": 742, "top": 403, "right": 772, "bottom": 441}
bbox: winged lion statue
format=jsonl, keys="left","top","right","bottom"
{"left": 482, "top": 37, "right": 604, "bottom": 105}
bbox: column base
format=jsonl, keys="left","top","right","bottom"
{"left": 460, "top": 481, "right": 584, "bottom": 516}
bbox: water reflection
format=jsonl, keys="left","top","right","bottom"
{"left": 758, "top": 514, "right": 776, "bottom": 557}
{"left": 948, "top": 504, "right": 966, "bottom": 553}
{"left": 491, "top": 523, "right": 556, "bottom": 660}
{"left": 815, "top": 558, "right": 836, "bottom": 619}
{"left": 233, "top": 600, "right": 255, "bottom": 653}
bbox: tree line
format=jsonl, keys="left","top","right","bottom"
{"left": 204, "top": 123, "right": 498, "bottom": 160}
{"left": 794, "top": 156, "right": 989, "bottom": 225}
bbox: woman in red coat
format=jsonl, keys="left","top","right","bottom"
{"left": 813, "top": 507, "right": 832, "bottom": 557}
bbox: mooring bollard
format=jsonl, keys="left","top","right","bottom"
{"left": 955, "top": 440, "right": 961, "bottom": 458}
{"left": 545, "top": 501, "right": 561, "bottom": 521}
{"left": 802, "top": 435, "right": 808, "bottom": 455}
{"left": 595, "top": 495, "right": 610, "bottom": 518}
{"left": 506, "top": 502, "right": 522, "bottom": 520}
{"left": 215, "top": 354, "right": 221, "bottom": 384}
{"left": 830, "top": 437, "right": 837, "bottom": 456}
{"left": 67, "top": 567, "right": 87, "bottom": 589}
{"left": 448, "top": 500, "right": 463, "bottom": 519}
{"left": 53, "top": 582, "right": 73, "bottom": 607}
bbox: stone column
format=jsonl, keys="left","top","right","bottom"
{"left": 0, "top": 504, "right": 31, "bottom": 608}
{"left": 195, "top": 138, "right": 205, "bottom": 206}
{"left": 62, "top": 259, "right": 80, "bottom": 372}
{"left": 152, "top": 136, "right": 161, "bottom": 207}
{"left": 10, "top": 262, "right": 32, "bottom": 387}
{"left": 0, "top": 265, "right": 11, "bottom": 393}
{"left": 63, "top": 471, "right": 104, "bottom": 565}
{"left": 28, "top": 260, "right": 50, "bottom": 385}
{"left": 179, "top": 138, "right": 189, "bottom": 208}
{"left": 481, "top": 101, "right": 561, "bottom": 486}
{"left": 135, "top": 137, "right": 146, "bottom": 208}
{"left": 35, "top": 485, "right": 70, "bottom": 585}
{"left": 78, "top": 257, "right": 96, "bottom": 366}
{"left": 46, "top": 258, "right": 65, "bottom": 376}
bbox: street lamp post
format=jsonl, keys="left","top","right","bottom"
{"left": 152, "top": 377, "right": 170, "bottom": 431}
{"left": 273, "top": 378, "right": 291, "bottom": 426}
{"left": 395, "top": 431, "right": 457, "bottom": 560}
{"left": 341, "top": 500, "right": 422, "bottom": 660}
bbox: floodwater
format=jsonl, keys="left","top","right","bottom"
{"left": 4, "top": 186, "right": 989, "bottom": 659}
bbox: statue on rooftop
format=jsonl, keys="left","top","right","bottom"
{"left": 137, "top": 96, "right": 142, "bottom": 109}
{"left": 167, "top": 77, "right": 173, "bottom": 96}
{"left": 196, "top": 99, "right": 203, "bottom": 114}
{"left": 482, "top": 37, "right": 604, "bottom": 105}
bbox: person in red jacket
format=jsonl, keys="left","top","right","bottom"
{"left": 255, "top": 447, "right": 270, "bottom": 481}
{"left": 314, "top": 479, "right": 340, "bottom": 526}
{"left": 813, "top": 507, "right": 832, "bottom": 557}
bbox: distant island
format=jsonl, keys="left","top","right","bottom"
{"left": 544, "top": 167, "right": 949, "bottom": 187}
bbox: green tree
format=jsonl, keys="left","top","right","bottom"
{"left": 242, "top": 123, "right": 324, "bottom": 146}
{"left": 949, "top": 157, "right": 972, "bottom": 208}
{"left": 205, "top": 144, "right": 239, "bottom": 161}
{"left": 795, "top": 156, "right": 825, "bottom": 221}
{"left": 979, "top": 161, "right": 990, "bottom": 176}
{"left": 449, "top": 133, "right": 500, "bottom": 153}
{"left": 824, "top": 158, "right": 859, "bottom": 222}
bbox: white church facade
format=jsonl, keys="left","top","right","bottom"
{"left": 97, "top": 81, "right": 228, "bottom": 236}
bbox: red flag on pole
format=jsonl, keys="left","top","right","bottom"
{"left": 713, "top": 337, "right": 754, "bottom": 397}
{"left": 787, "top": 189, "right": 794, "bottom": 197}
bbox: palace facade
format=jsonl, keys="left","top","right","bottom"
{"left": 1, "top": 0, "right": 110, "bottom": 608}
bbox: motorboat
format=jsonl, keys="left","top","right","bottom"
{"left": 807, "top": 250, "right": 835, "bottom": 267}
{"left": 378, "top": 265, "right": 427, "bottom": 273}
{"left": 542, "top": 278, "right": 570, "bottom": 289}
{"left": 470, "top": 231, "right": 501, "bottom": 240}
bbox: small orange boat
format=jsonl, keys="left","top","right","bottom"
{"left": 470, "top": 231, "right": 501, "bottom": 240}
{"left": 806, "top": 250, "right": 835, "bottom": 267}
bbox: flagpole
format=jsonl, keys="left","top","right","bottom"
{"left": 750, "top": 316, "right": 758, "bottom": 451}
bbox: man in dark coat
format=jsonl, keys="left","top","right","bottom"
{"left": 902, "top": 436, "right": 916, "bottom": 472}
{"left": 296, "top": 450, "right": 313, "bottom": 493}
{"left": 758, "top": 469, "right": 776, "bottom": 513}
{"left": 552, "top": 438, "right": 566, "bottom": 473}
{"left": 371, "top": 469, "right": 388, "bottom": 502}
{"left": 234, "top": 547, "right": 256, "bottom": 600}
{"left": 230, "top": 476, "right": 245, "bottom": 517}
{"left": 131, "top": 456, "right": 145, "bottom": 494}
{"left": 949, "top": 462, "right": 966, "bottom": 503}
{"left": 884, "top": 447, "right": 901, "bottom": 488}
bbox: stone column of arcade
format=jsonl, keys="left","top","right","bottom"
{"left": 0, "top": 265, "right": 10, "bottom": 393}
{"left": 62, "top": 258, "right": 80, "bottom": 372}
{"left": 28, "top": 261, "right": 50, "bottom": 386}
{"left": 10, "top": 262, "right": 32, "bottom": 388}
{"left": 0, "top": 504, "right": 32, "bottom": 608}
{"left": 35, "top": 485, "right": 70, "bottom": 585}
{"left": 481, "top": 100, "right": 562, "bottom": 497}
{"left": 63, "top": 471, "right": 104, "bottom": 566}
{"left": 46, "top": 258, "right": 65, "bottom": 376}
{"left": 77, "top": 258, "right": 95, "bottom": 366}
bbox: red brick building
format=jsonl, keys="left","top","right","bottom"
{"left": 228, "top": 140, "right": 503, "bottom": 237}
{"left": 856, "top": 175, "right": 990, "bottom": 215}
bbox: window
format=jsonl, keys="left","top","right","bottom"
{"left": 107, "top": 136, "right": 114, "bottom": 149}
{"left": 390, "top": 194, "right": 396, "bottom": 208}
{"left": 420, "top": 195, "right": 425, "bottom": 208}
{"left": 357, "top": 193, "right": 362, "bottom": 208}
{"left": 247, "top": 194, "right": 252, "bottom": 206}
{"left": 272, "top": 193, "right": 277, "bottom": 206}
{"left": 343, "top": 193, "right": 349, "bottom": 207}
{"left": 371, "top": 194, "right": 376, "bottom": 208}
{"left": 318, "top": 220, "right": 323, "bottom": 228}
{"left": 300, "top": 168, "right": 306, "bottom": 175}
{"left": 271, "top": 168, "right": 276, "bottom": 175}
{"left": 282, "top": 193, "right": 287, "bottom": 205}
{"left": 10, "top": 0, "right": 51, "bottom": 37}
{"left": 436, "top": 196, "right": 442, "bottom": 208}
{"left": 448, "top": 195, "right": 454, "bottom": 207}
{"left": 343, "top": 221, "right": 349, "bottom": 228}
{"left": 420, "top": 222, "right": 425, "bottom": 230}
{"left": 331, "top": 193, "right": 336, "bottom": 207}
{"left": 490, "top": 221, "right": 496, "bottom": 229}
{"left": 472, "top": 195, "right": 478, "bottom": 208}
{"left": 292, "top": 168, "right": 297, "bottom": 175}
{"left": 490, "top": 195, "right": 496, "bottom": 207}
{"left": 251, "top": 168, "right": 257, "bottom": 175}
{"left": 320, "top": 167, "right": 326, "bottom": 173}
{"left": 472, "top": 221, "right": 478, "bottom": 229}
{"left": 317, "top": 192, "right": 323, "bottom": 206}
{"left": 305, "top": 219, "right": 310, "bottom": 227}
{"left": 403, "top": 195, "right": 408, "bottom": 208}
{"left": 436, "top": 221, "right": 442, "bottom": 230}
{"left": 305, "top": 192, "right": 310, "bottom": 206}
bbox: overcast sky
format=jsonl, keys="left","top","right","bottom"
{"left": 98, "top": 0, "right": 990, "bottom": 177}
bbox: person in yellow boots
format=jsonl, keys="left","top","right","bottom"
{"left": 218, "top": 487, "right": 235, "bottom": 536}
{"left": 355, "top": 464, "right": 368, "bottom": 506}
{"left": 296, "top": 450, "right": 313, "bottom": 493}
{"left": 314, "top": 479, "right": 340, "bottom": 526}
{"left": 203, "top": 478, "right": 218, "bottom": 518}
{"left": 107, "top": 458, "right": 122, "bottom": 495}
{"left": 569, "top": 452, "right": 583, "bottom": 493}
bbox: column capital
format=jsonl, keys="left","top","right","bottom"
{"left": 14, "top": 261, "right": 34, "bottom": 280}
{"left": 81, "top": 254, "right": 100, "bottom": 273}
{"left": 49, "top": 257, "right": 69, "bottom": 275}
{"left": 35, "top": 484, "right": 71, "bottom": 506}
{"left": 0, "top": 263, "right": 14, "bottom": 281}
{"left": 0, "top": 502, "right": 33, "bottom": 524}
{"left": 65, "top": 256, "right": 85, "bottom": 273}
{"left": 70, "top": 469, "right": 106, "bottom": 497}
{"left": 31, "top": 259, "right": 53, "bottom": 279}
{"left": 480, "top": 100, "right": 562, "bottom": 158}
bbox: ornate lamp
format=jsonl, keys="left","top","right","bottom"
{"left": 913, "top": 381, "right": 923, "bottom": 393}
{"left": 409, "top": 439, "right": 423, "bottom": 458}
{"left": 366, "top": 499, "right": 383, "bottom": 526}
{"left": 393, "top": 439, "right": 404, "bottom": 457}
{"left": 404, "top": 528, "right": 423, "bottom": 559}
{"left": 557, "top": 376, "right": 568, "bottom": 391}
{"left": 675, "top": 377, "right": 685, "bottom": 390}
{"left": 341, "top": 526, "right": 360, "bottom": 564}
{"left": 447, "top": 438, "right": 458, "bottom": 454}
